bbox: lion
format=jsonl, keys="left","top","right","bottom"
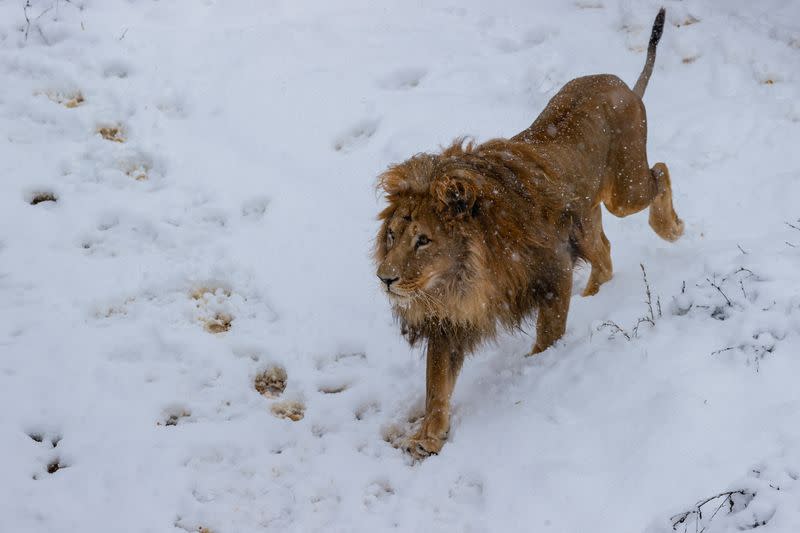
{"left": 375, "top": 8, "right": 682, "bottom": 458}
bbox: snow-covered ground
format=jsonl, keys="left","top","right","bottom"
{"left": 1, "top": 1, "right": 799, "bottom": 531}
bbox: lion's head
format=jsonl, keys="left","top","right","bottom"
{"left": 374, "top": 140, "right": 577, "bottom": 346}
{"left": 374, "top": 152, "right": 478, "bottom": 309}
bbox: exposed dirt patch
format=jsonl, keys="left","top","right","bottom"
{"left": 29, "top": 191, "right": 58, "bottom": 205}
{"left": 191, "top": 287, "right": 235, "bottom": 333}
{"left": 42, "top": 91, "right": 85, "bottom": 108}
{"left": 63, "top": 93, "right": 85, "bottom": 108}
{"left": 98, "top": 125, "right": 126, "bottom": 143}
{"left": 271, "top": 401, "right": 305, "bottom": 421}
{"left": 46, "top": 459, "right": 66, "bottom": 474}
{"left": 158, "top": 409, "right": 191, "bottom": 427}
{"left": 254, "top": 366, "right": 287, "bottom": 398}
{"left": 204, "top": 312, "right": 232, "bottom": 334}
{"left": 126, "top": 164, "right": 150, "bottom": 181}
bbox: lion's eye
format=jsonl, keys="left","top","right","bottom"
{"left": 386, "top": 229, "right": 395, "bottom": 247}
{"left": 415, "top": 235, "right": 431, "bottom": 249}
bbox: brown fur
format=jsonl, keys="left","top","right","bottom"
{"left": 374, "top": 8, "right": 682, "bottom": 458}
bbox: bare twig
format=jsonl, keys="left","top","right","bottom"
{"left": 706, "top": 277, "right": 732, "bottom": 307}
{"left": 711, "top": 346, "right": 735, "bottom": 356}
{"left": 670, "top": 490, "right": 750, "bottom": 533}
{"left": 24, "top": 0, "right": 31, "bottom": 40}
{"left": 36, "top": 23, "right": 50, "bottom": 45}
{"left": 640, "top": 263, "right": 656, "bottom": 324}
{"left": 23, "top": 0, "right": 55, "bottom": 43}
{"left": 34, "top": 4, "right": 53, "bottom": 20}
{"left": 632, "top": 316, "right": 653, "bottom": 337}
{"left": 737, "top": 244, "right": 748, "bottom": 255}
{"left": 118, "top": 27, "right": 128, "bottom": 40}
{"left": 786, "top": 221, "right": 800, "bottom": 232}
{"left": 598, "top": 265, "right": 660, "bottom": 341}
{"left": 598, "top": 320, "right": 630, "bottom": 341}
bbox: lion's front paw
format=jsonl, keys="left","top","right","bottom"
{"left": 403, "top": 413, "right": 449, "bottom": 460}
{"left": 404, "top": 432, "right": 446, "bottom": 459}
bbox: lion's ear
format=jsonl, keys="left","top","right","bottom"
{"left": 378, "top": 154, "right": 439, "bottom": 195}
{"left": 431, "top": 176, "right": 479, "bottom": 217}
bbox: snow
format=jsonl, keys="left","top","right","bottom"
{"left": 1, "top": 0, "right": 799, "bottom": 532}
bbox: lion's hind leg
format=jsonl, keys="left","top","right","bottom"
{"left": 603, "top": 153, "right": 684, "bottom": 243}
{"left": 647, "top": 162, "right": 684, "bottom": 242}
{"left": 575, "top": 206, "right": 613, "bottom": 297}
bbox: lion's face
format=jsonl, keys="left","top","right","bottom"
{"left": 376, "top": 198, "right": 466, "bottom": 306}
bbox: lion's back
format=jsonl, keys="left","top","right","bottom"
{"left": 513, "top": 74, "right": 641, "bottom": 146}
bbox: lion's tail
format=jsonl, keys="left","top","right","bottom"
{"left": 632, "top": 7, "right": 665, "bottom": 98}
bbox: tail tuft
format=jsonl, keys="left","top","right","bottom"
{"left": 649, "top": 8, "right": 665, "bottom": 52}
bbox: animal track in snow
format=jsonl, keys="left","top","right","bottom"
{"left": 241, "top": 196, "right": 269, "bottom": 220}
{"left": 27, "top": 190, "right": 58, "bottom": 205}
{"left": 94, "top": 294, "right": 140, "bottom": 319}
{"left": 254, "top": 366, "right": 287, "bottom": 398}
{"left": 97, "top": 124, "right": 126, "bottom": 143}
{"left": 449, "top": 475, "right": 485, "bottom": 505}
{"left": 28, "top": 431, "right": 67, "bottom": 479}
{"left": 377, "top": 67, "right": 427, "bottom": 90}
{"left": 102, "top": 59, "right": 131, "bottom": 79}
{"left": 79, "top": 215, "right": 160, "bottom": 257}
{"left": 41, "top": 90, "right": 84, "bottom": 108}
{"left": 232, "top": 346, "right": 264, "bottom": 362}
{"left": 191, "top": 287, "right": 235, "bottom": 334}
{"left": 125, "top": 162, "right": 151, "bottom": 182}
{"left": 159, "top": 406, "right": 192, "bottom": 427}
{"left": 314, "top": 351, "right": 366, "bottom": 371}
{"left": 494, "top": 26, "right": 558, "bottom": 53}
{"left": 333, "top": 119, "right": 379, "bottom": 153}
{"left": 354, "top": 400, "right": 380, "bottom": 421}
{"left": 271, "top": 400, "right": 305, "bottom": 421}
{"left": 363, "top": 479, "right": 395, "bottom": 508}
{"left": 317, "top": 379, "right": 349, "bottom": 394}
{"left": 28, "top": 431, "right": 62, "bottom": 448}
{"left": 45, "top": 458, "right": 67, "bottom": 475}
{"left": 204, "top": 313, "right": 233, "bottom": 334}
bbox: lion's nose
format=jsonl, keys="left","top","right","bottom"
{"left": 378, "top": 275, "right": 399, "bottom": 289}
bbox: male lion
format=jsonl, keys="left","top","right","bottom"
{"left": 375, "top": 8, "right": 682, "bottom": 458}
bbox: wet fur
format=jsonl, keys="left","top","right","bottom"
{"left": 377, "top": 140, "right": 580, "bottom": 352}
{"left": 374, "top": 8, "right": 681, "bottom": 458}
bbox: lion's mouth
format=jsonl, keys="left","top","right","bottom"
{"left": 383, "top": 275, "right": 440, "bottom": 303}
{"left": 384, "top": 284, "right": 412, "bottom": 303}
{"left": 386, "top": 288, "right": 409, "bottom": 299}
